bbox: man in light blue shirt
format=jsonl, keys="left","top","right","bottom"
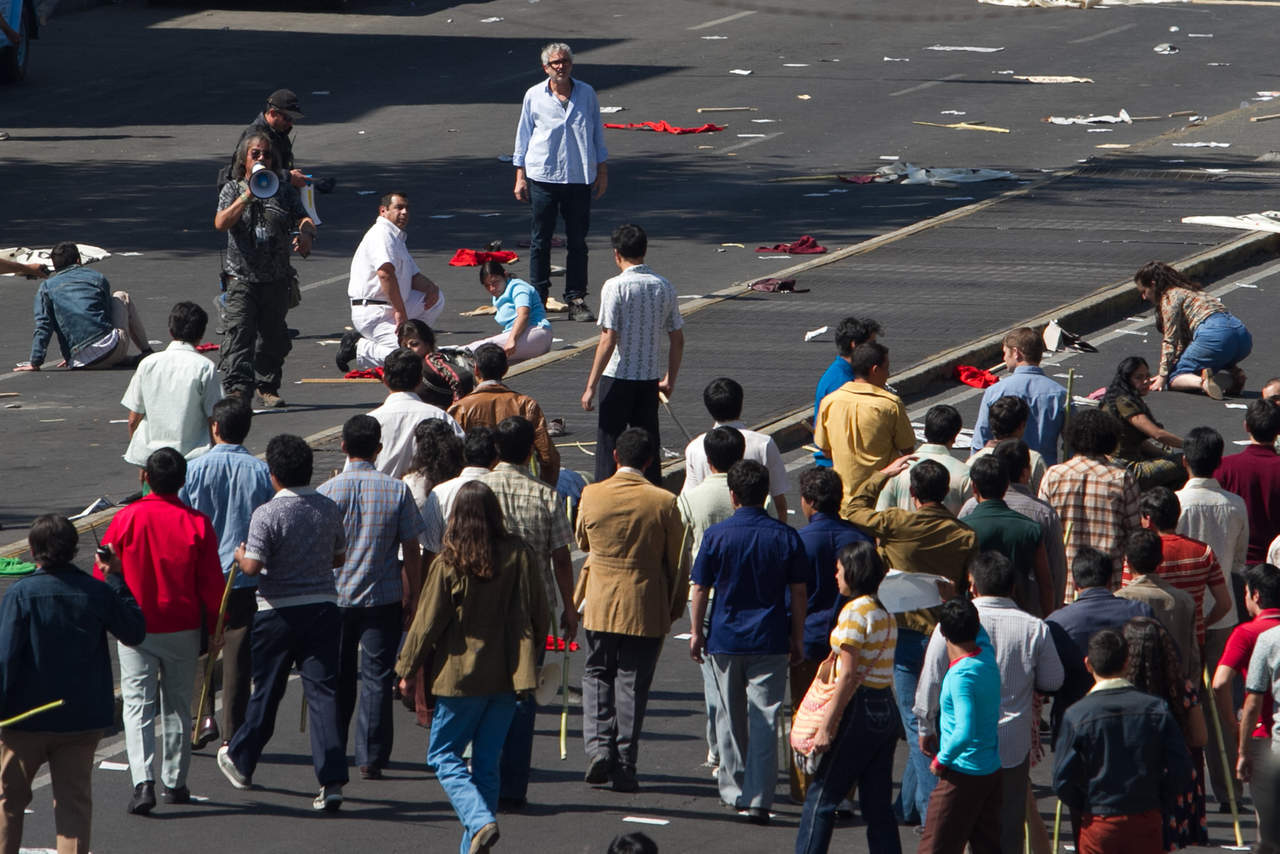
{"left": 811, "top": 316, "right": 880, "bottom": 467}
{"left": 970, "top": 326, "right": 1067, "bottom": 465}
{"left": 177, "top": 397, "right": 273, "bottom": 748}
{"left": 512, "top": 41, "right": 608, "bottom": 322}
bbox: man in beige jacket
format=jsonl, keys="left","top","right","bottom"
{"left": 574, "top": 427, "right": 687, "bottom": 792}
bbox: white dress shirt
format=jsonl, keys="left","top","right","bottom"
{"left": 368, "top": 392, "right": 463, "bottom": 478}
{"left": 348, "top": 216, "right": 421, "bottom": 302}
{"left": 682, "top": 420, "right": 790, "bottom": 498}
{"left": 121, "top": 341, "right": 221, "bottom": 466}
{"left": 1178, "top": 476, "right": 1246, "bottom": 630}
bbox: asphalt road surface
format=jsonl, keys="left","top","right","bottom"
{"left": 3, "top": 0, "right": 1280, "bottom": 849}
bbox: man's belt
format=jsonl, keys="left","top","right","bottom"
{"left": 351, "top": 298, "right": 390, "bottom": 306}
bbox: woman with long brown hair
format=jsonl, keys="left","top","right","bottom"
{"left": 1123, "top": 616, "right": 1209, "bottom": 851}
{"left": 1134, "top": 261, "right": 1251, "bottom": 399}
{"left": 395, "top": 481, "right": 547, "bottom": 854}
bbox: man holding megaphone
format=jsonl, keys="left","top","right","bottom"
{"left": 214, "top": 132, "right": 317, "bottom": 409}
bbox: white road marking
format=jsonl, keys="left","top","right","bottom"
{"left": 717, "top": 132, "right": 783, "bottom": 153}
{"left": 890, "top": 73, "right": 964, "bottom": 97}
{"left": 1068, "top": 22, "right": 1137, "bottom": 44}
{"left": 687, "top": 9, "right": 757, "bottom": 30}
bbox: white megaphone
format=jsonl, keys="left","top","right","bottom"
{"left": 249, "top": 162, "right": 280, "bottom": 199}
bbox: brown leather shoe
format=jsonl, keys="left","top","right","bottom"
{"left": 191, "top": 715, "right": 220, "bottom": 750}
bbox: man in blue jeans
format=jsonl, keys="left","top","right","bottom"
{"left": 511, "top": 41, "right": 608, "bottom": 323}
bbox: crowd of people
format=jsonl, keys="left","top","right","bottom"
{"left": 3, "top": 33, "right": 1278, "bottom": 854}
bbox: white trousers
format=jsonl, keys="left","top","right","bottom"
{"left": 352, "top": 289, "right": 446, "bottom": 370}
{"left": 118, "top": 630, "right": 200, "bottom": 788}
{"left": 464, "top": 324, "right": 553, "bottom": 363}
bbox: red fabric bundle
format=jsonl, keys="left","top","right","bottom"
{"left": 953, "top": 365, "right": 1000, "bottom": 389}
{"left": 545, "top": 635, "right": 580, "bottom": 652}
{"left": 344, "top": 367, "right": 384, "bottom": 380}
{"left": 603, "top": 121, "right": 725, "bottom": 135}
{"left": 448, "top": 249, "right": 519, "bottom": 267}
{"left": 755, "top": 235, "right": 827, "bottom": 254}
{"left": 195, "top": 343, "right": 219, "bottom": 352}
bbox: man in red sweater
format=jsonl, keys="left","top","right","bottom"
{"left": 1215, "top": 400, "right": 1280, "bottom": 567}
{"left": 98, "top": 447, "right": 226, "bottom": 815}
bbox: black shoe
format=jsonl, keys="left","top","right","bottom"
{"left": 744, "top": 807, "right": 770, "bottom": 826}
{"left": 567, "top": 299, "right": 596, "bottom": 323}
{"left": 498, "top": 796, "right": 527, "bottom": 811}
{"left": 314, "top": 176, "right": 336, "bottom": 194}
{"left": 192, "top": 715, "right": 219, "bottom": 750}
{"left": 336, "top": 330, "right": 360, "bottom": 373}
{"left": 127, "top": 781, "right": 156, "bottom": 815}
{"left": 359, "top": 765, "right": 382, "bottom": 780}
{"left": 160, "top": 784, "right": 190, "bottom": 804}
{"left": 610, "top": 765, "right": 639, "bottom": 793}
{"left": 287, "top": 327, "right": 300, "bottom": 339}
{"left": 584, "top": 754, "right": 612, "bottom": 784}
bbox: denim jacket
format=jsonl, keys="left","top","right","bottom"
{"left": 1052, "top": 682, "right": 1192, "bottom": 816}
{"left": 0, "top": 564, "right": 146, "bottom": 732}
{"left": 30, "top": 266, "right": 115, "bottom": 366}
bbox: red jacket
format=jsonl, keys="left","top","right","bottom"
{"left": 97, "top": 494, "right": 225, "bottom": 634}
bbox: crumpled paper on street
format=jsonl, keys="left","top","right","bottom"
{"left": 874, "top": 161, "right": 1016, "bottom": 186}
{"left": 1015, "top": 75, "right": 1094, "bottom": 84}
{"left": 1046, "top": 108, "right": 1131, "bottom": 125}
{"left": 1, "top": 244, "right": 110, "bottom": 274}
{"left": 1181, "top": 211, "right": 1280, "bottom": 234}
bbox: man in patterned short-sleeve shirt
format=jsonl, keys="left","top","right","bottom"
{"left": 580, "top": 223, "right": 684, "bottom": 485}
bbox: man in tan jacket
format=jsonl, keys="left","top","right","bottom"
{"left": 448, "top": 343, "right": 560, "bottom": 485}
{"left": 574, "top": 427, "right": 686, "bottom": 792}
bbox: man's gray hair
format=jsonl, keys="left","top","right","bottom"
{"left": 540, "top": 42, "right": 572, "bottom": 66}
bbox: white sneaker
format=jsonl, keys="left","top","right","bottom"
{"left": 313, "top": 783, "right": 342, "bottom": 812}
{"left": 216, "top": 745, "right": 251, "bottom": 790}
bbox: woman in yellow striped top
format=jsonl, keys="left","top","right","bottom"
{"left": 1135, "top": 261, "right": 1252, "bottom": 400}
{"left": 795, "top": 541, "right": 900, "bottom": 854}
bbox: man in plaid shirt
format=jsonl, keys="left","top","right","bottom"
{"left": 317, "top": 415, "right": 427, "bottom": 779}
{"left": 1040, "top": 409, "right": 1140, "bottom": 597}
{"left": 479, "top": 415, "right": 578, "bottom": 807}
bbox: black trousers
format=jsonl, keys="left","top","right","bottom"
{"left": 595, "top": 376, "right": 661, "bottom": 485}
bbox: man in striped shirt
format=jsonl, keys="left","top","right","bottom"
{"left": 1122, "top": 487, "right": 1233, "bottom": 649}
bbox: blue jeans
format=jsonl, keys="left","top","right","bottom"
{"left": 893, "top": 629, "right": 936, "bottom": 825}
{"left": 499, "top": 647, "right": 544, "bottom": 800}
{"left": 1171, "top": 311, "right": 1252, "bottom": 377}
{"left": 428, "top": 693, "right": 517, "bottom": 854}
{"left": 527, "top": 179, "right": 591, "bottom": 302}
{"left": 227, "top": 602, "right": 347, "bottom": 786}
{"left": 796, "top": 686, "right": 901, "bottom": 854}
{"left": 337, "top": 603, "right": 401, "bottom": 769}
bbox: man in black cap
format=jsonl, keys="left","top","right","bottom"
{"left": 220, "top": 89, "right": 308, "bottom": 190}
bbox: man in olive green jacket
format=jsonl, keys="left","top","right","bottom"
{"left": 574, "top": 427, "right": 687, "bottom": 793}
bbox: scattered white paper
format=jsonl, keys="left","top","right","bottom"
{"left": 751, "top": 118, "right": 777, "bottom": 123}
{"left": 1225, "top": 403, "right": 1248, "bottom": 409}
{"left": 480, "top": 16, "right": 503, "bottom": 22}
{"left": 994, "top": 69, "right": 1015, "bottom": 75}
{"left": 883, "top": 57, "right": 910, "bottom": 62}
{"left": 926, "top": 44, "right": 1005, "bottom": 52}
{"left": 118, "top": 251, "right": 144, "bottom": 256}
{"left": 729, "top": 69, "right": 753, "bottom": 76}
{"left": 737, "top": 133, "right": 767, "bottom": 138}
{"left": 1153, "top": 43, "right": 1179, "bottom": 54}
{"left": 429, "top": 214, "right": 455, "bottom": 219}
{"left": 357, "top": 130, "right": 366, "bottom": 135}
{"left": 1113, "top": 328, "right": 1147, "bottom": 336}
{"left": 1015, "top": 75, "right": 1093, "bottom": 84}
{"left": 1169, "top": 25, "right": 1180, "bottom": 32}
{"left": 879, "top": 155, "right": 901, "bottom": 160}
{"left": 99, "top": 761, "right": 129, "bottom": 771}
{"left": 312, "top": 90, "right": 330, "bottom": 95}
{"left": 701, "top": 35, "right": 727, "bottom": 39}
{"left": 783, "top": 63, "right": 809, "bottom": 67}
{"left": 1188, "top": 32, "right": 1212, "bottom": 37}
{"left": 804, "top": 326, "right": 830, "bottom": 342}
{"left": 1237, "top": 282, "right": 1260, "bottom": 288}
{"left": 623, "top": 817, "right": 671, "bottom": 826}
{"left": 1047, "top": 108, "right": 1131, "bottom": 125}
{"left": 1203, "top": 168, "right": 1229, "bottom": 173}
{"left": 599, "top": 106, "right": 625, "bottom": 113}
{"left": 1235, "top": 440, "right": 1252, "bottom": 445}
{"left": 1171, "top": 141, "right": 1230, "bottom": 148}
{"left": 552, "top": 338, "right": 565, "bottom": 343}
{"left": 109, "top": 418, "right": 128, "bottom": 424}
{"left": 673, "top": 632, "right": 692, "bottom": 640}
{"left": 1087, "top": 128, "right": 1114, "bottom": 133}
{"left": 940, "top": 110, "right": 967, "bottom": 116}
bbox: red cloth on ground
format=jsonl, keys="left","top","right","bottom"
{"left": 755, "top": 235, "right": 826, "bottom": 254}
{"left": 1077, "top": 809, "right": 1162, "bottom": 854}
{"left": 97, "top": 494, "right": 226, "bottom": 634}
{"left": 603, "top": 121, "right": 724, "bottom": 134}
{"left": 954, "top": 365, "right": 1000, "bottom": 388}
{"left": 195, "top": 343, "right": 219, "bottom": 352}
{"left": 448, "top": 249, "right": 519, "bottom": 267}
{"left": 344, "top": 367, "right": 384, "bottom": 380}
{"left": 838, "top": 174, "right": 877, "bottom": 184}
